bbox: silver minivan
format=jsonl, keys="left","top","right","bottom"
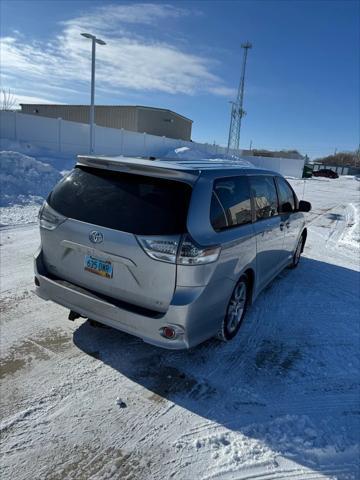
{"left": 34, "top": 156, "right": 311, "bottom": 349}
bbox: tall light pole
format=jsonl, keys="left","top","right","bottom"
{"left": 81, "top": 33, "right": 106, "bottom": 154}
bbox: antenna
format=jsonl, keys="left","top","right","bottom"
{"left": 227, "top": 42, "right": 252, "bottom": 153}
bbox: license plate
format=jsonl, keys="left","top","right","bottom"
{"left": 84, "top": 255, "right": 113, "bottom": 279}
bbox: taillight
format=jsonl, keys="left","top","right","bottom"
{"left": 137, "top": 237, "right": 179, "bottom": 263}
{"left": 137, "top": 234, "right": 220, "bottom": 265}
{"left": 177, "top": 234, "right": 221, "bottom": 265}
{"left": 39, "top": 202, "right": 66, "bottom": 231}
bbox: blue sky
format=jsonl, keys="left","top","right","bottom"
{"left": 1, "top": 0, "right": 359, "bottom": 158}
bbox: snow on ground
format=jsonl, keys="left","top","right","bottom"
{"left": 0, "top": 202, "right": 41, "bottom": 226}
{"left": 0, "top": 147, "right": 74, "bottom": 226}
{"left": 0, "top": 151, "right": 62, "bottom": 207}
{"left": 0, "top": 144, "right": 77, "bottom": 226}
{"left": 0, "top": 139, "right": 77, "bottom": 172}
{"left": 0, "top": 177, "right": 359, "bottom": 480}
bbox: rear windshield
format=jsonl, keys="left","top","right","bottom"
{"left": 47, "top": 166, "right": 192, "bottom": 235}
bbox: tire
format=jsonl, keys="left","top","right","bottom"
{"left": 217, "top": 275, "right": 249, "bottom": 342}
{"left": 290, "top": 234, "right": 304, "bottom": 269}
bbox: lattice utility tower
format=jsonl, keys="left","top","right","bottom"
{"left": 227, "top": 42, "right": 252, "bottom": 153}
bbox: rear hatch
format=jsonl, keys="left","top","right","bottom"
{"left": 41, "top": 165, "right": 193, "bottom": 313}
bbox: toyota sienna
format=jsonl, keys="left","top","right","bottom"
{"left": 34, "top": 156, "right": 311, "bottom": 349}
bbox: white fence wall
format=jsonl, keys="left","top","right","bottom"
{"left": 245, "top": 155, "right": 304, "bottom": 178}
{"left": 0, "top": 111, "right": 305, "bottom": 177}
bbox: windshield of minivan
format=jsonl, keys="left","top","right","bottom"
{"left": 47, "top": 166, "right": 192, "bottom": 235}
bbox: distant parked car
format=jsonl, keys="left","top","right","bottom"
{"left": 35, "top": 156, "right": 312, "bottom": 349}
{"left": 313, "top": 169, "right": 339, "bottom": 179}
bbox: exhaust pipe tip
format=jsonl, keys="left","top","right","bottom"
{"left": 68, "top": 310, "right": 81, "bottom": 321}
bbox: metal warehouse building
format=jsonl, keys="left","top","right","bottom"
{"left": 19, "top": 104, "right": 193, "bottom": 141}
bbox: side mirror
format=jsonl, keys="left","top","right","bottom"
{"left": 298, "top": 200, "right": 311, "bottom": 212}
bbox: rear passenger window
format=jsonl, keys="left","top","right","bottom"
{"left": 210, "top": 193, "right": 228, "bottom": 230}
{"left": 249, "top": 176, "right": 279, "bottom": 220}
{"left": 277, "top": 177, "right": 296, "bottom": 212}
{"left": 210, "top": 176, "right": 252, "bottom": 231}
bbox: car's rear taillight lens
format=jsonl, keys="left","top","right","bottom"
{"left": 177, "top": 234, "right": 221, "bottom": 265}
{"left": 137, "top": 237, "right": 179, "bottom": 263}
{"left": 39, "top": 202, "right": 66, "bottom": 231}
{"left": 137, "top": 234, "right": 221, "bottom": 265}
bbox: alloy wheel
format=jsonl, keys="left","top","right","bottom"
{"left": 294, "top": 238, "right": 303, "bottom": 265}
{"left": 226, "top": 281, "right": 247, "bottom": 333}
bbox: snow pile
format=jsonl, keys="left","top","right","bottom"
{"left": 0, "top": 203, "right": 41, "bottom": 226}
{"left": 164, "top": 146, "right": 254, "bottom": 167}
{"left": 0, "top": 139, "right": 76, "bottom": 171}
{"left": 0, "top": 151, "right": 62, "bottom": 207}
{"left": 339, "top": 203, "right": 360, "bottom": 249}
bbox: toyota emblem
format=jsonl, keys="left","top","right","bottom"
{"left": 89, "top": 231, "right": 104, "bottom": 244}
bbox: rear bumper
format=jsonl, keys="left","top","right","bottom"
{"left": 34, "top": 249, "right": 231, "bottom": 349}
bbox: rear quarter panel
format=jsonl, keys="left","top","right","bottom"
{"left": 182, "top": 172, "right": 257, "bottom": 337}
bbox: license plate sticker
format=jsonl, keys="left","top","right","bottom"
{"left": 84, "top": 255, "right": 113, "bottom": 279}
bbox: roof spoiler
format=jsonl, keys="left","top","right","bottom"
{"left": 76, "top": 155, "right": 199, "bottom": 183}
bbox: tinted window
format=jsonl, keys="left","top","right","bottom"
{"left": 277, "top": 177, "right": 295, "bottom": 212}
{"left": 210, "top": 193, "right": 228, "bottom": 230}
{"left": 48, "top": 166, "right": 192, "bottom": 235}
{"left": 210, "top": 176, "right": 252, "bottom": 231}
{"left": 249, "top": 176, "right": 279, "bottom": 220}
